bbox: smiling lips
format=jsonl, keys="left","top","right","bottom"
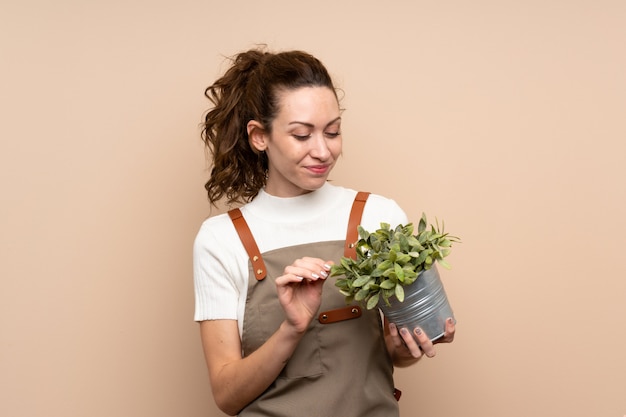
{"left": 306, "top": 164, "right": 331, "bottom": 175}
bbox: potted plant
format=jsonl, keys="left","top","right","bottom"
{"left": 330, "top": 213, "right": 460, "bottom": 341}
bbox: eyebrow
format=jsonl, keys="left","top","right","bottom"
{"left": 288, "top": 117, "right": 342, "bottom": 128}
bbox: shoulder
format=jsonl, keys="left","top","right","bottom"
{"left": 361, "top": 192, "right": 409, "bottom": 231}
{"left": 194, "top": 212, "right": 237, "bottom": 245}
{"left": 323, "top": 184, "right": 409, "bottom": 228}
{"left": 193, "top": 211, "right": 245, "bottom": 262}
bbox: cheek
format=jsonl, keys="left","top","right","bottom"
{"left": 330, "top": 139, "right": 342, "bottom": 156}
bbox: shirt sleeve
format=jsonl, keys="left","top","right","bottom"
{"left": 193, "top": 218, "right": 244, "bottom": 321}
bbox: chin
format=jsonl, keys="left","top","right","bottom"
{"left": 304, "top": 178, "right": 329, "bottom": 191}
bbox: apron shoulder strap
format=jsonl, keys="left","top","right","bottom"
{"left": 228, "top": 191, "right": 370, "bottom": 280}
{"left": 344, "top": 191, "right": 370, "bottom": 259}
{"left": 228, "top": 208, "right": 267, "bottom": 280}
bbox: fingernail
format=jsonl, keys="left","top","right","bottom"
{"left": 414, "top": 328, "right": 423, "bottom": 336}
{"left": 320, "top": 270, "right": 328, "bottom": 278}
{"left": 311, "top": 273, "right": 320, "bottom": 279}
{"left": 323, "top": 264, "right": 331, "bottom": 270}
{"left": 296, "top": 276, "right": 304, "bottom": 281}
{"left": 400, "top": 328, "right": 409, "bottom": 336}
{"left": 389, "top": 323, "right": 396, "bottom": 331}
{"left": 447, "top": 318, "right": 454, "bottom": 325}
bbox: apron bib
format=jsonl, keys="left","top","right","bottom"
{"left": 229, "top": 193, "right": 399, "bottom": 417}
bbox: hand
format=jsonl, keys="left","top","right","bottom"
{"left": 275, "top": 257, "right": 333, "bottom": 334}
{"left": 386, "top": 317, "right": 456, "bottom": 365}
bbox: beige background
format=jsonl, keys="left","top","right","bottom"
{"left": 1, "top": 1, "right": 625, "bottom": 416}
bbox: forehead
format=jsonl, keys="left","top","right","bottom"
{"left": 274, "top": 86, "right": 340, "bottom": 122}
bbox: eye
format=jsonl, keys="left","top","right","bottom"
{"left": 292, "top": 133, "right": 311, "bottom": 140}
{"left": 325, "top": 131, "right": 341, "bottom": 138}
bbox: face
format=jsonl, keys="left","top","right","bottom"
{"left": 251, "top": 86, "right": 342, "bottom": 197}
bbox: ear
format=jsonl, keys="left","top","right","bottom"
{"left": 247, "top": 120, "right": 268, "bottom": 153}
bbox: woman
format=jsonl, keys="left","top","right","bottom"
{"left": 193, "top": 48, "right": 455, "bottom": 416}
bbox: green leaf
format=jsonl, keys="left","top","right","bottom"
{"left": 357, "top": 225, "right": 369, "bottom": 240}
{"left": 355, "top": 288, "right": 369, "bottom": 301}
{"left": 379, "top": 279, "right": 395, "bottom": 289}
{"left": 418, "top": 213, "right": 427, "bottom": 233}
{"left": 363, "top": 278, "right": 377, "bottom": 291}
{"left": 438, "top": 259, "right": 451, "bottom": 269}
{"left": 366, "top": 292, "right": 380, "bottom": 310}
{"left": 418, "top": 230, "right": 432, "bottom": 244}
{"left": 352, "top": 274, "right": 371, "bottom": 287}
{"left": 406, "top": 235, "right": 418, "bottom": 246}
{"left": 395, "top": 253, "right": 411, "bottom": 265}
{"left": 414, "top": 249, "right": 431, "bottom": 265}
{"left": 334, "top": 278, "right": 349, "bottom": 290}
{"left": 394, "top": 263, "right": 405, "bottom": 282}
{"left": 329, "top": 267, "right": 344, "bottom": 277}
{"left": 402, "top": 268, "right": 418, "bottom": 280}
{"left": 374, "top": 259, "right": 393, "bottom": 273}
{"left": 339, "top": 289, "right": 353, "bottom": 297}
{"left": 340, "top": 258, "right": 353, "bottom": 269}
{"left": 398, "top": 234, "right": 410, "bottom": 252}
{"left": 404, "top": 274, "right": 418, "bottom": 286}
{"left": 395, "top": 284, "right": 405, "bottom": 302}
{"left": 357, "top": 258, "right": 373, "bottom": 273}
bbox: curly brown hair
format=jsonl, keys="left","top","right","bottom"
{"left": 201, "top": 47, "right": 337, "bottom": 205}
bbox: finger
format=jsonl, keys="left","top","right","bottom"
{"left": 284, "top": 267, "right": 326, "bottom": 282}
{"left": 302, "top": 258, "right": 333, "bottom": 278}
{"left": 435, "top": 317, "right": 456, "bottom": 344}
{"left": 399, "top": 327, "right": 424, "bottom": 358}
{"left": 294, "top": 257, "right": 333, "bottom": 272}
{"left": 412, "top": 327, "right": 436, "bottom": 358}
{"left": 444, "top": 318, "right": 456, "bottom": 342}
{"left": 285, "top": 259, "right": 332, "bottom": 281}
{"left": 388, "top": 323, "right": 404, "bottom": 349}
{"left": 275, "top": 273, "right": 305, "bottom": 287}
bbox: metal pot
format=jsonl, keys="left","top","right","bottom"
{"left": 378, "top": 264, "right": 455, "bottom": 342}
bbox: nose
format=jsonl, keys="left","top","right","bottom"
{"left": 309, "top": 134, "right": 332, "bottom": 161}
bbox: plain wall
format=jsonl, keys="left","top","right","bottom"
{"left": 1, "top": 1, "right": 625, "bottom": 416}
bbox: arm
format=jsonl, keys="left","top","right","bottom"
{"left": 200, "top": 258, "right": 332, "bottom": 415}
{"left": 384, "top": 317, "right": 456, "bottom": 367}
{"left": 200, "top": 319, "right": 305, "bottom": 415}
